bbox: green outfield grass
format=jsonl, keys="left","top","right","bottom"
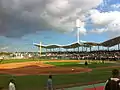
{"left": 0, "top": 59, "right": 120, "bottom": 90}
{"left": 0, "top": 58, "right": 68, "bottom": 64}
{"left": 0, "top": 67, "right": 120, "bottom": 90}
{"left": 44, "top": 62, "right": 118, "bottom": 68}
{"left": 0, "top": 59, "right": 38, "bottom": 64}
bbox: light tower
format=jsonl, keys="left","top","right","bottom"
{"left": 76, "top": 19, "right": 81, "bottom": 43}
{"left": 75, "top": 19, "right": 84, "bottom": 43}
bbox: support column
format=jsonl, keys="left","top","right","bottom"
{"left": 86, "top": 47, "right": 87, "bottom": 52}
{"left": 59, "top": 48, "right": 60, "bottom": 59}
{"left": 78, "top": 47, "right": 79, "bottom": 52}
{"left": 98, "top": 46, "right": 99, "bottom": 51}
{"left": 39, "top": 42, "right": 42, "bottom": 58}
{"left": 118, "top": 44, "right": 120, "bottom": 50}
{"left": 82, "top": 46, "right": 83, "bottom": 52}
{"left": 46, "top": 48, "right": 47, "bottom": 57}
{"left": 90, "top": 46, "right": 92, "bottom": 52}
{"left": 74, "top": 48, "right": 76, "bottom": 52}
{"left": 107, "top": 47, "right": 109, "bottom": 51}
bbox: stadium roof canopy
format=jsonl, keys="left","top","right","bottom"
{"left": 34, "top": 42, "right": 91, "bottom": 49}
{"left": 100, "top": 36, "right": 120, "bottom": 47}
{"left": 34, "top": 43, "right": 60, "bottom": 48}
{"left": 83, "top": 42, "right": 100, "bottom": 46}
{"left": 34, "top": 36, "right": 120, "bottom": 49}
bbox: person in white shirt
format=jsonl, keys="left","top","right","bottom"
{"left": 9, "top": 79, "right": 16, "bottom": 90}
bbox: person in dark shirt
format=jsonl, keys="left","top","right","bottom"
{"left": 104, "top": 69, "right": 120, "bottom": 90}
{"left": 85, "top": 61, "right": 88, "bottom": 67}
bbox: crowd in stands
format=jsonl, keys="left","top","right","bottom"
{"left": 0, "top": 52, "right": 40, "bottom": 59}
{"left": 0, "top": 50, "right": 120, "bottom": 61}
{"left": 45, "top": 50, "right": 120, "bottom": 61}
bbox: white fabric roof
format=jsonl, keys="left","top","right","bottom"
{"left": 34, "top": 36, "right": 120, "bottom": 49}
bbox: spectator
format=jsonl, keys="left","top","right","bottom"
{"left": 104, "top": 69, "right": 120, "bottom": 90}
{"left": 47, "top": 75, "right": 53, "bottom": 90}
{"left": 9, "top": 79, "right": 16, "bottom": 90}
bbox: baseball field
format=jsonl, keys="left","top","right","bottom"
{"left": 0, "top": 59, "right": 120, "bottom": 90}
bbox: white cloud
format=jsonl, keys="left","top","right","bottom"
{"left": 107, "top": 19, "right": 120, "bottom": 38}
{"left": 89, "top": 10, "right": 120, "bottom": 26}
{"left": 89, "top": 9, "right": 120, "bottom": 37}
{"left": 0, "top": 46, "right": 8, "bottom": 50}
{"left": 0, "top": 0, "right": 103, "bottom": 37}
{"left": 40, "top": 0, "right": 103, "bottom": 35}
{"left": 111, "top": 4, "right": 120, "bottom": 9}
{"left": 90, "top": 28, "right": 107, "bottom": 34}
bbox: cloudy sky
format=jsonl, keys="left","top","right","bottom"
{"left": 0, "top": 0, "right": 120, "bottom": 52}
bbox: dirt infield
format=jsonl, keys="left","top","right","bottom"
{"left": 0, "top": 60, "right": 91, "bottom": 76}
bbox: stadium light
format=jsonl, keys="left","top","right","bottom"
{"left": 75, "top": 19, "right": 84, "bottom": 43}
{"left": 76, "top": 19, "right": 84, "bottom": 28}
{"left": 76, "top": 19, "right": 80, "bottom": 28}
